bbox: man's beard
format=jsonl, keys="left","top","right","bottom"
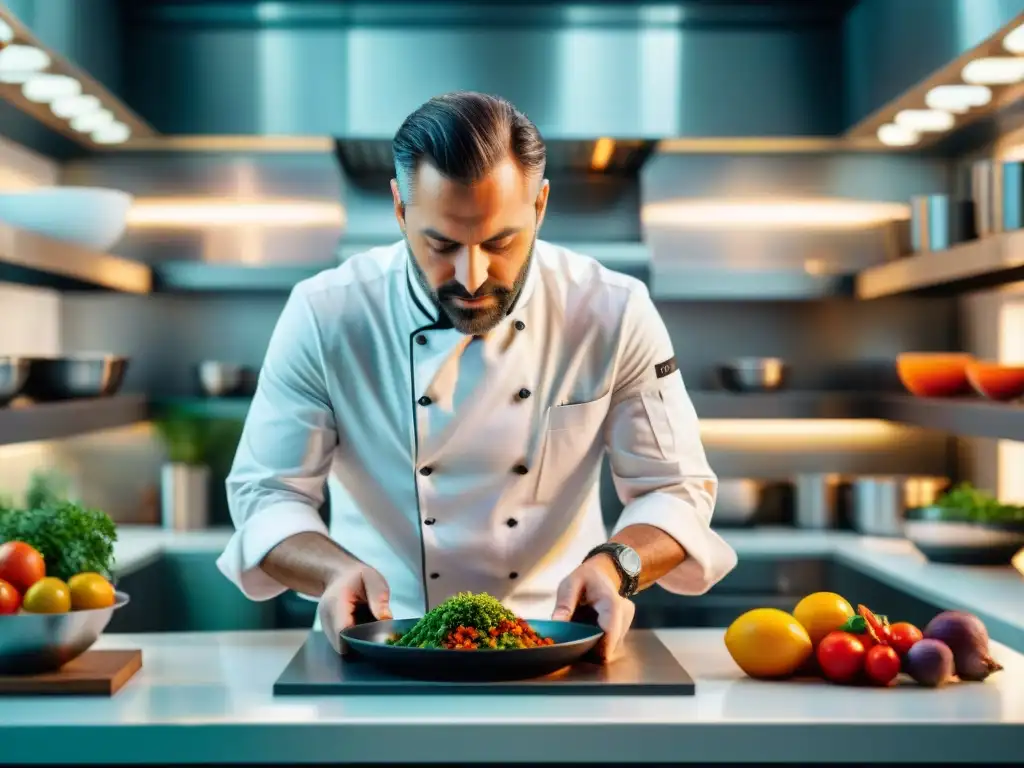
{"left": 408, "top": 236, "right": 535, "bottom": 335}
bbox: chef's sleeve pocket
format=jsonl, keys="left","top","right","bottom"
{"left": 639, "top": 380, "right": 692, "bottom": 460}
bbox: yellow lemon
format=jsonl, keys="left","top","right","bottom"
{"left": 724, "top": 608, "right": 813, "bottom": 679}
{"left": 22, "top": 577, "right": 71, "bottom": 614}
{"left": 68, "top": 572, "right": 116, "bottom": 611}
{"left": 792, "top": 592, "right": 855, "bottom": 647}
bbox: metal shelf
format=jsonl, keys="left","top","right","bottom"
{"left": 152, "top": 262, "right": 336, "bottom": 294}
{"left": 867, "top": 394, "right": 1024, "bottom": 441}
{"left": 0, "top": 395, "right": 148, "bottom": 447}
{"left": 147, "top": 393, "right": 1024, "bottom": 442}
{"left": 856, "top": 229, "right": 1024, "bottom": 299}
{"left": 694, "top": 391, "right": 1024, "bottom": 441}
{"left": 652, "top": 269, "right": 853, "bottom": 300}
{"left": 0, "top": 223, "right": 152, "bottom": 294}
{"left": 690, "top": 391, "right": 862, "bottom": 419}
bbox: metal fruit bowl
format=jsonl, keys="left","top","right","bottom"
{"left": 0, "top": 591, "right": 129, "bottom": 675}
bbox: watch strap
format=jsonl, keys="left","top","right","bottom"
{"left": 584, "top": 542, "right": 640, "bottom": 598}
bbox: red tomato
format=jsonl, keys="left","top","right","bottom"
{"left": 816, "top": 631, "right": 867, "bottom": 684}
{"left": 0, "top": 541, "right": 46, "bottom": 593}
{"left": 864, "top": 644, "right": 901, "bottom": 686}
{"left": 0, "top": 578, "right": 20, "bottom": 614}
{"left": 887, "top": 622, "right": 923, "bottom": 657}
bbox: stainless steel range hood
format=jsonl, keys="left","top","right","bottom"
{"left": 107, "top": 1, "right": 849, "bottom": 140}
{"left": 334, "top": 138, "right": 656, "bottom": 179}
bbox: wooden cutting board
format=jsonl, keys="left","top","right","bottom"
{"left": 0, "top": 650, "right": 142, "bottom": 695}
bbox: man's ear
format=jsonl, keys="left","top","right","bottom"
{"left": 390, "top": 179, "right": 406, "bottom": 234}
{"left": 534, "top": 178, "right": 551, "bottom": 230}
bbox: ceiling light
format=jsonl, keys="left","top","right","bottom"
{"left": 51, "top": 94, "right": 100, "bottom": 119}
{"left": 0, "top": 18, "right": 13, "bottom": 45}
{"left": 91, "top": 122, "right": 131, "bottom": 145}
{"left": 925, "top": 84, "right": 992, "bottom": 113}
{"left": 0, "top": 44, "right": 49, "bottom": 82}
{"left": 127, "top": 198, "right": 346, "bottom": 227}
{"left": 962, "top": 57, "right": 1024, "bottom": 85}
{"left": 641, "top": 199, "right": 909, "bottom": 230}
{"left": 22, "top": 73, "right": 80, "bottom": 103}
{"left": 1003, "top": 22, "right": 1024, "bottom": 54}
{"left": 894, "top": 109, "right": 955, "bottom": 132}
{"left": 877, "top": 123, "right": 919, "bottom": 147}
{"left": 70, "top": 109, "right": 113, "bottom": 133}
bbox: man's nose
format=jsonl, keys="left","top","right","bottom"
{"left": 454, "top": 245, "right": 489, "bottom": 295}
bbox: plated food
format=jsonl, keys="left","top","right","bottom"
{"left": 387, "top": 592, "right": 555, "bottom": 650}
{"left": 341, "top": 592, "right": 603, "bottom": 681}
{"left": 904, "top": 482, "right": 1024, "bottom": 565}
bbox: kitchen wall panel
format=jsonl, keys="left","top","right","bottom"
{"left": 0, "top": 136, "right": 61, "bottom": 356}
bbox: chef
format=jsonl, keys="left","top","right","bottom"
{"left": 217, "top": 91, "right": 737, "bottom": 661}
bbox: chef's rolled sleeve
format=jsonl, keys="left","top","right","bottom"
{"left": 606, "top": 285, "right": 738, "bottom": 595}
{"left": 216, "top": 282, "right": 337, "bottom": 600}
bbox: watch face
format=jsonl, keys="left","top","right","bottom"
{"left": 619, "top": 547, "right": 642, "bottom": 577}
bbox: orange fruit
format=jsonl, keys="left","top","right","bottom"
{"left": 724, "top": 608, "right": 813, "bottom": 679}
{"left": 22, "top": 577, "right": 71, "bottom": 614}
{"left": 68, "top": 572, "right": 116, "bottom": 611}
{"left": 793, "top": 592, "right": 855, "bottom": 647}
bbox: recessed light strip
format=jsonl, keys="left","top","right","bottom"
{"left": 849, "top": 13, "right": 1024, "bottom": 149}
{"left": 0, "top": 6, "right": 155, "bottom": 148}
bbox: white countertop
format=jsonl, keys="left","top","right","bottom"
{"left": 0, "top": 526, "right": 1018, "bottom": 763}
{"left": 0, "top": 627, "right": 1020, "bottom": 764}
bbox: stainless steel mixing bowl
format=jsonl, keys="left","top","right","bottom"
{"left": 22, "top": 355, "right": 129, "bottom": 401}
{"left": 196, "top": 360, "right": 256, "bottom": 397}
{"left": 0, "top": 591, "right": 129, "bottom": 675}
{"left": 716, "top": 357, "right": 788, "bottom": 393}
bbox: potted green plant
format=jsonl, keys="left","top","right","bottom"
{"left": 153, "top": 411, "right": 232, "bottom": 531}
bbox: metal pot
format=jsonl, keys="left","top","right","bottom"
{"left": 794, "top": 473, "right": 842, "bottom": 529}
{"left": 160, "top": 462, "right": 210, "bottom": 530}
{"left": 712, "top": 479, "right": 762, "bottom": 526}
{"left": 716, "top": 357, "right": 787, "bottom": 393}
{"left": 850, "top": 475, "right": 950, "bottom": 537}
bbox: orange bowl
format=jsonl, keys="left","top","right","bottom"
{"left": 896, "top": 353, "right": 974, "bottom": 398}
{"left": 966, "top": 360, "right": 1024, "bottom": 401}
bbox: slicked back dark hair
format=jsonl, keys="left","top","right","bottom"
{"left": 392, "top": 91, "right": 546, "bottom": 202}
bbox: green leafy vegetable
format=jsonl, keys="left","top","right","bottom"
{"left": 389, "top": 592, "right": 531, "bottom": 649}
{"left": 933, "top": 482, "right": 1024, "bottom": 523}
{"left": 0, "top": 500, "right": 117, "bottom": 582}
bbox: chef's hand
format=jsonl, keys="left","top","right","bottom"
{"left": 317, "top": 564, "right": 392, "bottom": 654}
{"left": 551, "top": 555, "right": 636, "bottom": 663}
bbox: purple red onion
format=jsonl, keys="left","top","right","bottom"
{"left": 923, "top": 611, "right": 1004, "bottom": 682}
{"left": 904, "top": 638, "right": 955, "bottom": 687}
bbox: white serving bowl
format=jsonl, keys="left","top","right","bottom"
{"left": 0, "top": 186, "right": 134, "bottom": 251}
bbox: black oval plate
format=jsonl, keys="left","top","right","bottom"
{"left": 339, "top": 619, "right": 604, "bottom": 682}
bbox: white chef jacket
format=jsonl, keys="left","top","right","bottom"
{"left": 217, "top": 239, "right": 737, "bottom": 619}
